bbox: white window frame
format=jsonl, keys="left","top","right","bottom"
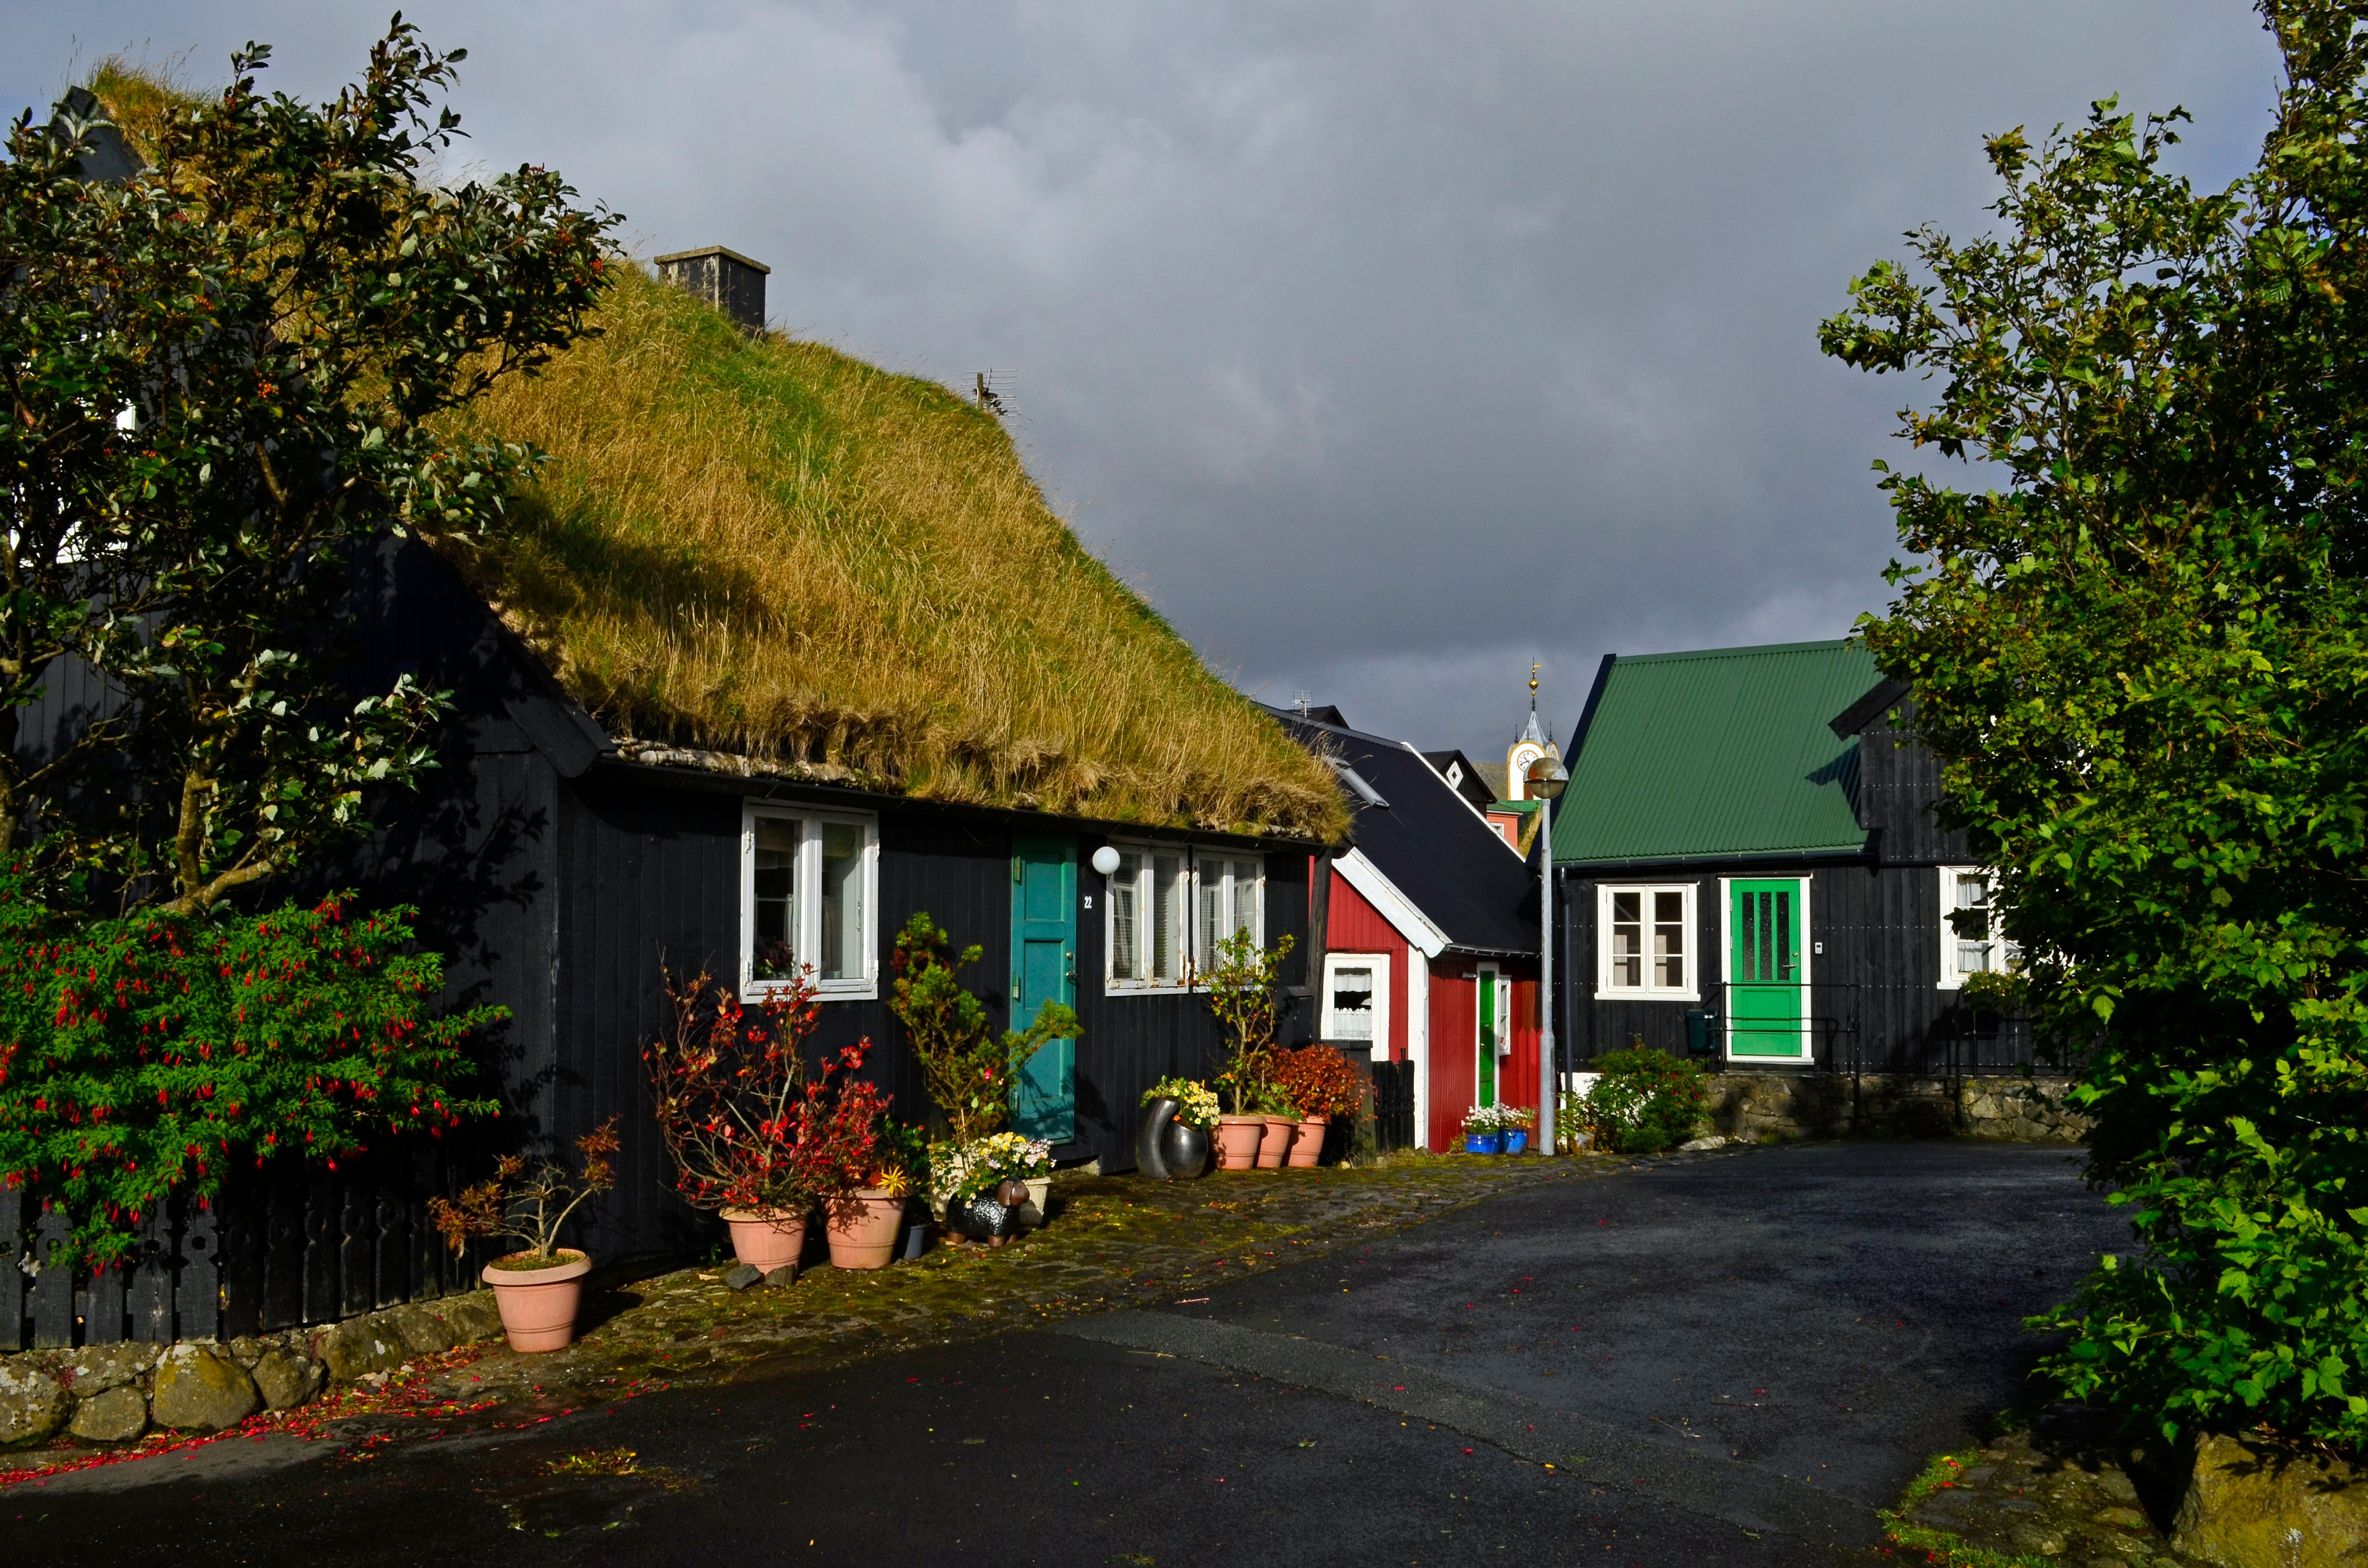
{"left": 1100, "top": 841, "right": 1269, "bottom": 995}
{"left": 1937, "top": 866, "right": 2015, "bottom": 990}
{"left": 740, "top": 802, "right": 880, "bottom": 1001}
{"left": 1101, "top": 839, "right": 1192, "bottom": 993}
{"left": 1321, "top": 951, "right": 1390, "bottom": 1047}
{"left": 1594, "top": 882, "right": 1700, "bottom": 1001}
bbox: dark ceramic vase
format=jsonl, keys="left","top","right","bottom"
{"left": 1158, "top": 1118, "right": 1210, "bottom": 1179}
{"left": 1135, "top": 1097, "right": 1179, "bottom": 1181}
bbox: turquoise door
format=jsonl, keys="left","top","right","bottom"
{"left": 1009, "top": 835, "right": 1078, "bottom": 1141}
{"left": 1728, "top": 879, "right": 1805, "bottom": 1058}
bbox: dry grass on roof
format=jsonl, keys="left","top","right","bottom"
{"left": 439, "top": 266, "right": 1346, "bottom": 839}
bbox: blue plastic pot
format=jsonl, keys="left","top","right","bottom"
{"left": 1502, "top": 1129, "right": 1529, "bottom": 1154}
{"left": 1464, "top": 1132, "right": 1504, "bottom": 1154}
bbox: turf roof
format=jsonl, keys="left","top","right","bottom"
{"left": 1551, "top": 639, "right": 1877, "bottom": 866}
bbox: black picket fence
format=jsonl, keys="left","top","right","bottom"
{"left": 0, "top": 1147, "right": 478, "bottom": 1354}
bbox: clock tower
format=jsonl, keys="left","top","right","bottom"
{"left": 1504, "top": 664, "right": 1559, "bottom": 802}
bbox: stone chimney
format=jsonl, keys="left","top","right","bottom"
{"left": 654, "top": 246, "right": 770, "bottom": 335}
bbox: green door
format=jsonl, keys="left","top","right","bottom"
{"left": 1477, "top": 965, "right": 1498, "bottom": 1106}
{"left": 1009, "top": 835, "right": 1078, "bottom": 1141}
{"left": 1728, "top": 879, "right": 1805, "bottom": 1058}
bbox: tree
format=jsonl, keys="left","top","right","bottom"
{"left": 1821, "top": 0, "right": 2368, "bottom": 1445}
{"left": 1203, "top": 929, "right": 1295, "bottom": 1115}
{"left": 886, "top": 912, "right": 1079, "bottom": 1142}
{"left": 1, "top": 23, "right": 618, "bottom": 913}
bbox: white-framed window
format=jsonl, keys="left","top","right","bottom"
{"left": 1196, "top": 850, "right": 1264, "bottom": 967}
{"left": 1322, "top": 952, "right": 1390, "bottom": 1045}
{"left": 1595, "top": 883, "right": 1698, "bottom": 1000}
{"left": 1102, "top": 841, "right": 1267, "bottom": 992}
{"left": 741, "top": 803, "right": 879, "bottom": 1000}
{"left": 1937, "top": 867, "right": 2019, "bottom": 989}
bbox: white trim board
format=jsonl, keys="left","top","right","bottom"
{"left": 1332, "top": 848, "right": 1452, "bottom": 959}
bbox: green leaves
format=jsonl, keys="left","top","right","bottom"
{"left": 0, "top": 884, "right": 501, "bottom": 1267}
{"left": 2, "top": 23, "right": 620, "bottom": 912}
{"left": 1828, "top": 0, "right": 2368, "bottom": 1448}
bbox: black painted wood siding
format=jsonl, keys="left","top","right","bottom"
{"left": 1563, "top": 860, "right": 2000, "bottom": 1073}
{"left": 1857, "top": 699, "right": 1974, "bottom": 865}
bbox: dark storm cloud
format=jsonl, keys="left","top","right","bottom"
{"left": 4, "top": 0, "right": 2282, "bottom": 752}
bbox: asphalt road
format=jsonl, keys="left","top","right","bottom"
{"left": 2, "top": 1141, "right": 2125, "bottom": 1567}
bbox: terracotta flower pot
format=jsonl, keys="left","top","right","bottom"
{"left": 1213, "top": 1115, "right": 1265, "bottom": 1170}
{"left": 826, "top": 1189, "right": 906, "bottom": 1269}
{"left": 1257, "top": 1115, "right": 1296, "bottom": 1169}
{"left": 1288, "top": 1116, "right": 1328, "bottom": 1167}
{"left": 719, "top": 1208, "right": 809, "bottom": 1276}
{"left": 481, "top": 1249, "right": 591, "bottom": 1353}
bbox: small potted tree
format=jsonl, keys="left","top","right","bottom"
{"left": 889, "top": 912, "right": 1077, "bottom": 1224}
{"left": 1204, "top": 930, "right": 1296, "bottom": 1170}
{"left": 645, "top": 966, "right": 828, "bottom": 1275}
{"left": 1273, "top": 1045, "right": 1360, "bottom": 1167}
{"left": 429, "top": 1119, "right": 620, "bottom": 1352}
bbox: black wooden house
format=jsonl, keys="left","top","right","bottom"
{"left": 2, "top": 258, "right": 1344, "bottom": 1350}
{"left": 1551, "top": 640, "right": 2024, "bottom": 1078}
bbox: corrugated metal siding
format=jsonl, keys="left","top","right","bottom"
{"left": 1554, "top": 640, "right": 1878, "bottom": 865}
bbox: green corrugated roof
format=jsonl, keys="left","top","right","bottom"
{"left": 1552, "top": 639, "right": 1877, "bottom": 866}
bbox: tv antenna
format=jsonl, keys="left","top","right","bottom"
{"left": 974, "top": 370, "right": 1010, "bottom": 417}
{"left": 1292, "top": 689, "right": 1313, "bottom": 718}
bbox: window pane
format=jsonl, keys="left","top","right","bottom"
{"left": 1775, "top": 890, "right": 1792, "bottom": 982}
{"left": 1232, "top": 860, "right": 1260, "bottom": 942}
{"left": 1610, "top": 891, "right": 1642, "bottom": 988}
{"left": 1111, "top": 853, "right": 1141, "bottom": 980}
{"left": 1199, "top": 865, "right": 1223, "bottom": 973}
{"left": 819, "top": 822, "right": 864, "bottom": 980}
{"left": 752, "top": 819, "right": 799, "bottom": 979}
{"left": 1329, "top": 965, "right": 1375, "bottom": 1041}
{"left": 1955, "top": 873, "right": 1993, "bottom": 975}
{"left": 1654, "top": 891, "right": 1685, "bottom": 990}
{"left": 1152, "top": 854, "right": 1182, "bottom": 981}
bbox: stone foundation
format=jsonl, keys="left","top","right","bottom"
{"left": 0, "top": 1290, "right": 504, "bottom": 1451}
{"left": 1701, "top": 1072, "right": 2091, "bottom": 1145}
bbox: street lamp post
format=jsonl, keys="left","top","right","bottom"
{"left": 1527, "top": 755, "right": 1568, "bottom": 1155}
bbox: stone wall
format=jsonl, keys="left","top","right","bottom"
{"left": 1700, "top": 1072, "right": 2091, "bottom": 1145}
{"left": 0, "top": 1290, "right": 503, "bottom": 1451}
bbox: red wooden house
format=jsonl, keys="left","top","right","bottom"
{"left": 1272, "top": 707, "right": 1543, "bottom": 1150}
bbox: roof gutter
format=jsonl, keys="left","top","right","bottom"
{"left": 1552, "top": 844, "right": 1874, "bottom": 875}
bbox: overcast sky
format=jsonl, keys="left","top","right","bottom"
{"left": 5, "top": 1, "right": 2283, "bottom": 756}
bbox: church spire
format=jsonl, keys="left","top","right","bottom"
{"left": 1504, "top": 663, "right": 1558, "bottom": 800}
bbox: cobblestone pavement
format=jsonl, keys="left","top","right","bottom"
{"left": 1889, "top": 1406, "right": 2202, "bottom": 1568}
{"left": 419, "top": 1151, "right": 1606, "bottom": 1420}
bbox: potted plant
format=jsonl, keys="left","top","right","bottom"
{"left": 890, "top": 912, "right": 1081, "bottom": 1143}
{"left": 1204, "top": 930, "right": 1296, "bottom": 1171}
{"left": 930, "top": 1132, "right": 1054, "bottom": 1246}
{"left": 1498, "top": 1102, "right": 1537, "bottom": 1155}
{"left": 1137, "top": 1076, "right": 1218, "bottom": 1180}
{"left": 1274, "top": 1045, "right": 1360, "bottom": 1168}
{"left": 429, "top": 1118, "right": 620, "bottom": 1353}
{"left": 1462, "top": 1104, "right": 1504, "bottom": 1155}
{"left": 645, "top": 965, "right": 844, "bottom": 1276}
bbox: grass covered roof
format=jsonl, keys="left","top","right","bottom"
{"left": 84, "top": 61, "right": 1347, "bottom": 842}
{"left": 444, "top": 268, "right": 1347, "bottom": 839}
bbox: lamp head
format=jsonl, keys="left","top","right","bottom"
{"left": 1527, "top": 756, "right": 1568, "bottom": 801}
{"left": 1090, "top": 845, "right": 1123, "bottom": 877}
